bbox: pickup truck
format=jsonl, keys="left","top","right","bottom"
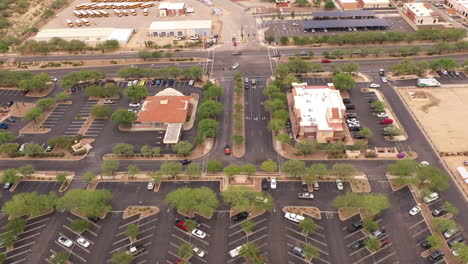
{"left": 127, "top": 245, "right": 144, "bottom": 256}
{"left": 284, "top": 212, "right": 305, "bottom": 223}
{"left": 298, "top": 192, "right": 314, "bottom": 199}
{"left": 104, "top": 99, "right": 115, "bottom": 104}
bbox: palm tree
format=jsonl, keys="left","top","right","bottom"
{"left": 239, "top": 242, "right": 261, "bottom": 263}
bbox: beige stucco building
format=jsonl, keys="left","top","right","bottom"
{"left": 403, "top": 3, "right": 440, "bottom": 25}
{"left": 358, "top": 0, "right": 391, "bottom": 8}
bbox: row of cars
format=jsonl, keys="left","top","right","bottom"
{"left": 0, "top": 101, "right": 16, "bottom": 129}
{"left": 126, "top": 78, "right": 196, "bottom": 88}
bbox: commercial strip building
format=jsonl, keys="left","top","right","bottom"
{"left": 158, "top": 2, "right": 185, "bottom": 17}
{"left": 402, "top": 3, "right": 440, "bottom": 25}
{"left": 446, "top": 0, "right": 468, "bottom": 18}
{"left": 357, "top": 0, "right": 391, "bottom": 9}
{"left": 34, "top": 28, "right": 133, "bottom": 45}
{"left": 289, "top": 82, "right": 346, "bottom": 143}
{"left": 312, "top": 10, "right": 376, "bottom": 19}
{"left": 336, "top": 0, "right": 360, "bottom": 10}
{"left": 132, "top": 88, "right": 194, "bottom": 144}
{"left": 148, "top": 20, "right": 211, "bottom": 37}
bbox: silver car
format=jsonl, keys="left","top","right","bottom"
{"left": 232, "top": 63, "right": 239, "bottom": 69}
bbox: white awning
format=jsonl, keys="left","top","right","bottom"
{"left": 163, "top": 123, "right": 182, "bottom": 144}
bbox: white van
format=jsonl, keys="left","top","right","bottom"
{"left": 423, "top": 192, "right": 439, "bottom": 204}
{"left": 80, "top": 11, "right": 89, "bottom": 17}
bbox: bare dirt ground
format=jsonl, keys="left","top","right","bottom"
{"left": 4, "top": 0, "right": 57, "bottom": 38}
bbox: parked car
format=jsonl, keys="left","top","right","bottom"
{"left": 162, "top": 80, "right": 167, "bottom": 86}
{"left": 58, "top": 236, "right": 73, "bottom": 247}
{"left": 298, "top": 192, "right": 314, "bottom": 199}
{"left": 128, "top": 245, "right": 144, "bottom": 256}
{"left": 345, "top": 104, "right": 355, "bottom": 110}
{"left": 353, "top": 134, "right": 366, "bottom": 139}
{"left": 193, "top": 247, "right": 205, "bottom": 257}
{"left": 380, "top": 118, "right": 393, "bottom": 124}
{"left": 104, "top": 99, "right": 114, "bottom": 104}
{"left": 229, "top": 245, "right": 242, "bottom": 258}
{"left": 150, "top": 79, "right": 156, "bottom": 85}
{"left": 224, "top": 145, "right": 231, "bottom": 155}
{"left": 231, "top": 211, "right": 249, "bottom": 223}
{"left": 76, "top": 237, "right": 90, "bottom": 248}
{"left": 3, "top": 182, "right": 12, "bottom": 189}
{"left": 270, "top": 177, "right": 277, "bottom": 189}
{"left": 301, "top": 180, "right": 308, "bottom": 192}
{"left": 232, "top": 51, "right": 242, "bottom": 55}
{"left": 313, "top": 182, "right": 319, "bottom": 191}
{"left": 378, "top": 69, "right": 385, "bottom": 76}
{"left": 348, "top": 221, "right": 363, "bottom": 232}
{"left": 342, "top": 98, "right": 351, "bottom": 104}
{"left": 419, "top": 161, "right": 429, "bottom": 167}
{"left": 448, "top": 236, "right": 464, "bottom": 248}
{"left": 291, "top": 246, "right": 306, "bottom": 258}
{"left": 381, "top": 77, "right": 387, "bottom": 82}
{"left": 147, "top": 179, "right": 155, "bottom": 190}
{"left": 369, "top": 83, "right": 380, "bottom": 88}
{"left": 409, "top": 205, "right": 421, "bottom": 216}
{"left": 168, "top": 79, "right": 175, "bottom": 86}
{"left": 444, "top": 228, "right": 458, "bottom": 238}
{"left": 189, "top": 36, "right": 199, "bottom": 40}
{"left": 369, "top": 98, "right": 379, "bottom": 103}
{"left": 377, "top": 112, "right": 388, "bottom": 118}
{"left": 191, "top": 229, "right": 207, "bottom": 239}
{"left": 88, "top": 216, "right": 99, "bottom": 222}
{"left": 346, "top": 113, "right": 357, "bottom": 118}
{"left": 428, "top": 250, "right": 445, "bottom": 262}
{"left": 173, "top": 37, "right": 182, "bottom": 41}
{"left": 284, "top": 212, "right": 305, "bottom": 223}
{"left": 175, "top": 220, "right": 189, "bottom": 231}
{"left": 380, "top": 239, "right": 389, "bottom": 247}
{"left": 321, "top": 59, "right": 331, "bottom": 63}
{"left": 180, "top": 159, "right": 191, "bottom": 165}
{"left": 420, "top": 239, "right": 431, "bottom": 249}
{"left": 18, "top": 143, "right": 26, "bottom": 152}
{"left": 4, "top": 117, "right": 15, "bottom": 123}
{"left": 369, "top": 228, "right": 386, "bottom": 239}
{"left": 188, "top": 79, "right": 195, "bottom": 86}
{"left": 349, "top": 126, "right": 362, "bottom": 131}
{"left": 261, "top": 179, "right": 268, "bottom": 190}
{"left": 45, "top": 145, "right": 53, "bottom": 152}
{"left": 351, "top": 240, "right": 365, "bottom": 250}
{"left": 431, "top": 208, "right": 447, "bottom": 217}
{"left": 423, "top": 192, "right": 439, "bottom": 203}
{"left": 129, "top": 103, "right": 140, "bottom": 108}
{"left": 244, "top": 77, "right": 249, "bottom": 83}
{"left": 336, "top": 179, "right": 343, "bottom": 190}
{"left": 232, "top": 63, "right": 240, "bottom": 69}
{"left": 6, "top": 101, "right": 14, "bottom": 107}
{"left": 0, "top": 123, "right": 8, "bottom": 129}
{"left": 156, "top": 79, "right": 161, "bottom": 85}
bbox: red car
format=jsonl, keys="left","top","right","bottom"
{"left": 380, "top": 118, "right": 394, "bottom": 124}
{"left": 175, "top": 220, "right": 189, "bottom": 231}
{"left": 380, "top": 239, "right": 389, "bottom": 247}
{"left": 224, "top": 145, "right": 231, "bottom": 155}
{"left": 321, "top": 59, "right": 331, "bottom": 63}
{"left": 233, "top": 41, "right": 237, "bottom": 46}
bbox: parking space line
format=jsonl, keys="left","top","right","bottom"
{"left": 346, "top": 235, "right": 367, "bottom": 247}
{"left": 374, "top": 251, "right": 396, "bottom": 264}
{"left": 286, "top": 227, "right": 327, "bottom": 247}
{"left": 118, "top": 218, "right": 141, "bottom": 229}
{"left": 9, "top": 258, "right": 27, "bottom": 264}
{"left": 171, "top": 232, "right": 209, "bottom": 246}
{"left": 349, "top": 246, "right": 369, "bottom": 257}
{"left": 344, "top": 230, "right": 362, "bottom": 239}
{"left": 286, "top": 235, "right": 329, "bottom": 255}
{"left": 116, "top": 221, "right": 157, "bottom": 236}
{"left": 5, "top": 249, "right": 32, "bottom": 260}
{"left": 412, "top": 227, "right": 429, "bottom": 238}
{"left": 409, "top": 219, "right": 425, "bottom": 230}
{"left": 110, "top": 234, "right": 154, "bottom": 253}
{"left": 54, "top": 241, "right": 87, "bottom": 262}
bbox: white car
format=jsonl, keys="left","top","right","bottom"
{"left": 444, "top": 228, "right": 457, "bottom": 238}
{"left": 76, "top": 237, "right": 90, "bottom": 248}
{"left": 127, "top": 81, "right": 133, "bottom": 87}
{"left": 270, "top": 177, "right": 277, "bottom": 189}
{"left": 298, "top": 192, "right": 314, "bottom": 199}
{"left": 173, "top": 37, "right": 182, "bottom": 41}
{"left": 423, "top": 192, "right": 439, "bottom": 204}
{"left": 377, "top": 112, "right": 388, "bottom": 118}
{"left": 104, "top": 99, "right": 115, "bottom": 104}
{"left": 251, "top": 79, "right": 256, "bottom": 85}
{"left": 147, "top": 179, "right": 155, "bottom": 190}
{"left": 381, "top": 77, "right": 388, "bottom": 83}
{"left": 409, "top": 206, "right": 421, "bottom": 216}
{"left": 129, "top": 103, "right": 140, "bottom": 108}
{"left": 284, "top": 212, "right": 305, "bottom": 223}
{"left": 448, "top": 18, "right": 454, "bottom": 22}
{"left": 244, "top": 77, "right": 249, "bottom": 83}
{"left": 292, "top": 23, "right": 299, "bottom": 26}
{"left": 190, "top": 36, "right": 199, "bottom": 40}
{"left": 132, "top": 80, "right": 139, "bottom": 85}
{"left": 193, "top": 247, "right": 205, "bottom": 257}
{"left": 58, "top": 236, "right": 73, "bottom": 247}
{"left": 191, "top": 229, "right": 207, "bottom": 239}
{"left": 229, "top": 245, "right": 242, "bottom": 258}
{"left": 369, "top": 83, "right": 380, "bottom": 88}
{"left": 232, "top": 63, "right": 239, "bottom": 70}
{"left": 419, "top": 161, "right": 429, "bottom": 167}
{"left": 336, "top": 179, "right": 343, "bottom": 190}
{"left": 188, "top": 79, "right": 195, "bottom": 86}
{"left": 50, "top": 77, "right": 58, "bottom": 82}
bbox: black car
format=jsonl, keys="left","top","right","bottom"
{"left": 6, "top": 101, "right": 14, "bottom": 107}
{"left": 342, "top": 98, "right": 351, "bottom": 104}
{"left": 168, "top": 79, "right": 175, "bottom": 86}
{"left": 345, "top": 104, "right": 355, "bottom": 110}
{"left": 88, "top": 216, "right": 99, "bottom": 222}
{"left": 285, "top": 120, "right": 291, "bottom": 128}
{"left": 448, "top": 236, "right": 464, "bottom": 248}
{"left": 150, "top": 79, "right": 156, "bottom": 85}
{"left": 180, "top": 159, "right": 191, "bottom": 165}
{"left": 231, "top": 211, "right": 249, "bottom": 223}
{"left": 431, "top": 208, "right": 446, "bottom": 217}
{"left": 428, "top": 250, "right": 444, "bottom": 262}
{"left": 368, "top": 98, "right": 378, "bottom": 103}
{"left": 349, "top": 126, "right": 362, "bottom": 131}
{"left": 348, "top": 221, "right": 363, "bottom": 232}
{"left": 4, "top": 117, "right": 15, "bottom": 123}
{"left": 261, "top": 179, "right": 268, "bottom": 190}
{"left": 291, "top": 246, "right": 306, "bottom": 258}
{"left": 346, "top": 113, "right": 357, "bottom": 118}
{"left": 420, "top": 239, "right": 430, "bottom": 249}
{"left": 351, "top": 240, "right": 365, "bottom": 250}
{"left": 301, "top": 181, "right": 308, "bottom": 192}
{"left": 162, "top": 80, "right": 167, "bottom": 86}
{"left": 353, "top": 134, "right": 366, "bottom": 139}
{"left": 448, "top": 71, "right": 455, "bottom": 76}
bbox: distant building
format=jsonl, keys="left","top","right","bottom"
{"left": 158, "top": 2, "right": 185, "bottom": 17}
{"left": 148, "top": 20, "right": 212, "bottom": 37}
{"left": 34, "top": 28, "right": 133, "bottom": 45}
{"left": 336, "top": 0, "right": 360, "bottom": 10}
{"left": 290, "top": 83, "right": 346, "bottom": 143}
{"left": 403, "top": 3, "right": 440, "bottom": 25}
{"left": 133, "top": 88, "right": 193, "bottom": 144}
{"left": 358, "top": 0, "right": 391, "bottom": 8}
{"left": 446, "top": 0, "right": 468, "bottom": 18}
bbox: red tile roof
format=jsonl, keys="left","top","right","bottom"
{"left": 136, "top": 95, "right": 191, "bottom": 123}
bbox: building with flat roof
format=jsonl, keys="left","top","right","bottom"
{"left": 290, "top": 82, "right": 346, "bottom": 143}
{"left": 358, "top": 0, "right": 391, "bottom": 8}
{"left": 336, "top": 0, "right": 360, "bottom": 10}
{"left": 303, "top": 18, "right": 389, "bottom": 31}
{"left": 133, "top": 88, "right": 194, "bottom": 143}
{"left": 158, "top": 2, "right": 185, "bottom": 16}
{"left": 403, "top": 3, "right": 440, "bottom": 25}
{"left": 446, "top": 0, "right": 468, "bottom": 18}
{"left": 34, "top": 28, "right": 133, "bottom": 45}
{"left": 312, "top": 10, "right": 376, "bottom": 19}
{"left": 148, "top": 20, "right": 211, "bottom": 37}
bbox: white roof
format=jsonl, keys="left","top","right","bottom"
{"left": 340, "top": 0, "right": 358, "bottom": 3}
{"left": 163, "top": 123, "right": 182, "bottom": 144}
{"left": 149, "top": 20, "right": 211, "bottom": 31}
{"left": 361, "top": 0, "right": 389, "bottom": 3}
{"left": 35, "top": 28, "right": 133, "bottom": 43}
{"left": 404, "top": 3, "right": 438, "bottom": 17}
{"left": 457, "top": 166, "right": 468, "bottom": 179}
{"left": 156, "top": 88, "right": 184, "bottom": 96}
{"left": 158, "top": 2, "right": 185, "bottom": 9}
{"left": 292, "top": 82, "right": 345, "bottom": 131}
{"left": 107, "top": 28, "right": 133, "bottom": 44}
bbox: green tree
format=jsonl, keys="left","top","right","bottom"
{"left": 111, "top": 251, "right": 134, "bottom": 264}
{"left": 124, "top": 85, "right": 149, "bottom": 101}
{"left": 331, "top": 163, "right": 357, "bottom": 179}
{"left": 47, "top": 136, "right": 72, "bottom": 148}
{"left": 55, "top": 92, "right": 70, "bottom": 102}
{"left": 178, "top": 243, "right": 194, "bottom": 259}
{"left": 71, "top": 219, "right": 91, "bottom": 233}
{"left": 101, "top": 159, "right": 120, "bottom": 175}
{"left": 125, "top": 223, "right": 140, "bottom": 240}
{"left": 444, "top": 201, "right": 459, "bottom": 215}
{"left": 281, "top": 160, "right": 306, "bottom": 177}
{"left": 277, "top": 133, "right": 291, "bottom": 144}
{"left": 197, "top": 100, "right": 223, "bottom": 119}
{"left": 160, "top": 162, "right": 183, "bottom": 178}
{"left": 325, "top": 142, "right": 346, "bottom": 157}
{"left": 2, "top": 169, "right": 18, "bottom": 184}
{"left": 0, "top": 132, "right": 15, "bottom": 143}
{"left": 412, "top": 165, "right": 449, "bottom": 192}
{"left": 56, "top": 189, "right": 112, "bottom": 218}
{"left": 137, "top": 50, "right": 152, "bottom": 60}
{"left": 383, "top": 124, "right": 402, "bottom": 138}
{"left": 371, "top": 101, "right": 386, "bottom": 112}
{"left": 261, "top": 159, "right": 277, "bottom": 173}
{"left": 353, "top": 139, "right": 368, "bottom": 151}
{"left": 207, "top": 160, "right": 222, "bottom": 173}
{"left": 172, "top": 141, "right": 193, "bottom": 156}
{"left": 280, "top": 36, "right": 289, "bottom": 45}
{"left": 0, "top": 231, "right": 17, "bottom": 248}
{"left": 332, "top": 73, "right": 355, "bottom": 91}
{"left": 240, "top": 219, "right": 256, "bottom": 233}
{"left": 299, "top": 217, "right": 317, "bottom": 235}
{"left": 111, "top": 109, "right": 136, "bottom": 127}
{"left": 22, "top": 107, "right": 43, "bottom": 123}
{"left": 2, "top": 192, "right": 57, "bottom": 219}
{"left": 165, "top": 187, "right": 219, "bottom": 217}
{"left": 362, "top": 217, "right": 379, "bottom": 232}
{"left": 358, "top": 127, "right": 373, "bottom": 138}
{"left": 127, "top": 165, "right": 140, "bottom": 178}
{"left": 303, "top": 244, "right": 320, "bottom": 259}
{"left": 430, "top": 58, "right": 457, "bottom": 70}
{"left": 50, "top": 251, "right": 70, "bottom": 264}
{"left": 36, "top": 97, "right": 56, "bottom": 109}
{"left": 185, "top": 163, "right": 201, "bottom": 179}
{"left": 388, "top": 159, "right": 418, "bottom": 176}
{"left": 6, "top": 217, "right": 27, "bottom": 235}
{"left": 23, "top": 143, "right": 45, "bottom": 157}
{"left": 82, "top": 172, "right": 96, "bottom": 183}
{"left": 427, "top": 234, "right": 443, "bottom": 249}
{"left": 295, "top": 139, "right": 318, "bottom": 155}
{"left": 222, "top": 186, "right": 274, "bottom": 212}
{"left": 224, "top": 164, "right": 242, "bottom": 178}
{"left": 239, "top": 242, "right": 261, "bottom": 262}
{"left": 242, "top": 164, "right": 257, "bottom": 176}
{"left": 203, "top": 85, "right": 223, "bottom": 100}
{"left": 198, "top": 119, "right": 218, "bottom": 138}
{"left": 112, "top": 144, "right": 134, "bottom": 156}
{"left": 91, "top": 105, "right": 112, "bottom": 119}
{"left": 452, "top": 242, "right": 468, "bottom": 263}
{"left": 340, "top": 62, "right": 360, "bottom": 73}
{"left": 431, "top": 217, "right": 457, "bottom": 233}
{"left": 305, "top": 163, "right": 328, "bottom": 183}
{"left": 268, "top": 118, "right": 286, "bottom": 133}
{"left": 56, "top": 173, "right": 67, "bottom": 183}
{"left": 17, "top": 165, "right": 34, "bottom": 178}
{"left": 364, "top": 237, "right": 381, "bottom": 251}
{"left": 333, "top": 192, "right": 389, "bottom": 216}
{"left": 232, "top": 134, "right": 244, "bottom": 144}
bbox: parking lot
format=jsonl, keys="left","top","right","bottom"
{"left": 394, "top": 71, "right": 467, "bottom": 87}
{"left": 0, "top": 89, "right": 26, "bottom": 97}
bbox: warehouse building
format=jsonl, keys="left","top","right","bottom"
{"left": 358, "top": 0, "right": 391, "bottom": 8}
{"left": 402, "top": 3, "right": 440, "bottom": 25}
{"left": 445, "top": 0, "right": 468, "bottom": 18}
{"left": 148, "top": 20, "right": 211, "bottom": 37}
{"left": 312, "top": 10, "right": 376, "bottom": 19}
{"left": 158, "top": 2, "right": 185, "bottom": 17}
{"left": 34, "top": 28, "right": 133, "bottom": 45}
